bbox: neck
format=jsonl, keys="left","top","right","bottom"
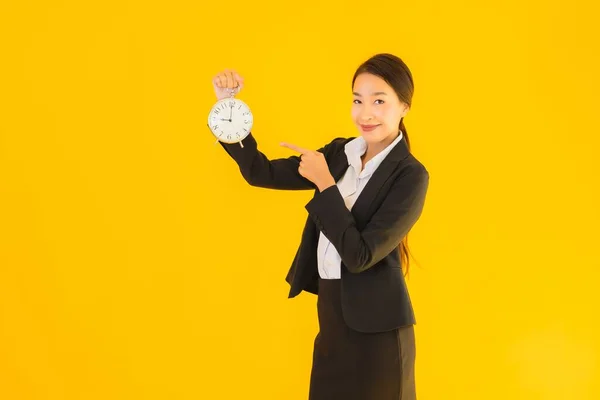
{"left": 362, "top": 131, "right": 401, "bottom": 163}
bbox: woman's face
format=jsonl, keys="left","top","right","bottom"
{"left": 351, "top": 73, "right": 409, "bottom": 143}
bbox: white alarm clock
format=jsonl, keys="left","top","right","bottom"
{"left": 207, "top": 87, "right": 253, "bottom": 148}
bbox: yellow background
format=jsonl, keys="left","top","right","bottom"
{"left": 1, "top": 1, "right": 599, "bottom": 399}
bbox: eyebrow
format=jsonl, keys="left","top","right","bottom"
{"left": 352, "top": 92, "right": 388, "bottom": 96}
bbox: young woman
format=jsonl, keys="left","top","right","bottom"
{"left": 212, "top": 53, "right": 429, "bottom": 400}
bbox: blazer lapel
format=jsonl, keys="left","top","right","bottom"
{"left": 349, "top": 135, "right": 411, "bottom": 229}
{"left": 322, "top": 134, "right": 411, "bottom": 229}
{"left": 328, "top": 149, "right": 351, "bottom": 182}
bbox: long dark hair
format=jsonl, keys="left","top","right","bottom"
{"left": 351, "top": 53, "right": 417, "bottom": 277}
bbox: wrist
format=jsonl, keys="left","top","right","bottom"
{"left": 317, "top": 177, "right": 336, "bottom": 192}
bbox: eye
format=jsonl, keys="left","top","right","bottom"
{"left": 353, "top": 99, "right": 361, "bottom": 104}
{"left": 375, "top": 99, "right": 385, "bottom": 104}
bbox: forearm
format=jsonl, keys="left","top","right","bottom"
{"left": 219, "top": 133, "right": 315, "bottom": 190}
{"left": 305, "top": 170, "right": 429, "bottom": 273}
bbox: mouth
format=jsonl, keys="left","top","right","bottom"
{"left": 360, "top": 124, "right": 381, "bottom": 132}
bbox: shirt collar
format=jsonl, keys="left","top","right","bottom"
{"left": 344, "top": 131, "right": 404, "bottom": 179}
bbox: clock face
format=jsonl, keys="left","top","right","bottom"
{"left": 207, "top": 98, "right": 253, "bottom": 143}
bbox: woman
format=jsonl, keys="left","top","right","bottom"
{"left": 213, "top": 53, "right": 429, "bottom": 400}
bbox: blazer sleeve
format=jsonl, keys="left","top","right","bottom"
{"left": 219, "top": 132, "right": 344, "bottom": 190}
{"left": 304, "top": 165, "right": 429, "bottom": 273}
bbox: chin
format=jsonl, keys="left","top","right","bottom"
{"left": 359, "top": 130, "right": 387, "bottom": 141}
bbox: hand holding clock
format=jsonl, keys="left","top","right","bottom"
{"left": 212, "top": 69, "right": 242, "bottom": 122}
{"left": 212, "top": 69, "right": 244, "bottom": 100}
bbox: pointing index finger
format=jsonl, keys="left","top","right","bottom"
{"left": 280, "top": 142, "right": 311, "bottom": 154}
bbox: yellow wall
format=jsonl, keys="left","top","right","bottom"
{"left": 1, "top": 1, "right": 598, "bottom": 399}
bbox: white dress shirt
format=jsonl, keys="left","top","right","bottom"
{"left": 316, "top": 131, "right": 404, "bottom": 279}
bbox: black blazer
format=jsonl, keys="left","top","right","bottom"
{"left": 219, "top": 132, "right": 429, "bottom": 333}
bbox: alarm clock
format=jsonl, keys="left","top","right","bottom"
{"left": 207, "top": 87, "right": 253, "bottom": 148}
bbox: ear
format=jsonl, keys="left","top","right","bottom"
{"left": 400, "top": 103, "right": 410, "bottom": 118}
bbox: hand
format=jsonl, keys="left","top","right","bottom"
{"left": 212, "top": 69, "right": 244, "bottom": 101}
{"left": 280, "top": 142, "right": 336, "bottom": 192}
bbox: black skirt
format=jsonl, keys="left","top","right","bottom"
{"left": 308, "top": 278, "right": 417, "bottom": 400}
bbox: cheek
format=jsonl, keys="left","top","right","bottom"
{"left": 380, "top": 105, "right": 401, "bottom": 126}
{"left": 351, "top": 107, "right": 360, "bottom": 122}
{"left": 372, "top": 106, "right": 391, "bottom": 124}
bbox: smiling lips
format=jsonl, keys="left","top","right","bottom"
{"left": 360, "top": 124, "right": 380, "bottom": 132}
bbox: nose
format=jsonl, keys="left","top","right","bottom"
{"left": 358, "top": 113, "right": 374, "bottom": 123}
{"left": 357, "top": 106, "right": 374, "bottom": 122}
